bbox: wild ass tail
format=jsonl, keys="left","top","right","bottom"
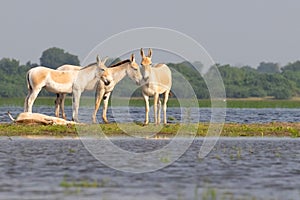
{"left": 26, "top": 70, "right": 32, "bottom": 91}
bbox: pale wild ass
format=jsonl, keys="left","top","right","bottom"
{"left": 55, "top": 64, "right": 82, "bottom": 119}
{"left": 24, "top": 56, "right": 110, "bottom": 122}
{"left": 71, "top": 56, "right": 111, "bottom": 122}
{"left": 93, "top": 54, "right": 142, "bottom": 123}
{"left": 8, "top": 111, "right": 77, "bottom": 125}
{"left": 140, "top": 48, "right": 172, "bottom": 125}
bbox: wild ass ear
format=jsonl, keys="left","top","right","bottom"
{"left": 130, "top": 54, "right": 135, "bottom": 62}
{"left": 140, "top": 48, "right": 145, "bottom": 58}
{"left": 102, "top": 57, "right": 109, "bottom": 65}
{"left": 96, "top": 55, "right": 101, "bottom": 65}
{"left": 147, "top": 48, "right": 152, "bottom": 58}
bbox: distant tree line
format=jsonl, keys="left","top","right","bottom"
{"left": 96, "top": 60, "right": 300, "bottom": 100}
{"left": 0, "top": 47, "right": 299, "bottom": 99}
{"left": 0, "top": 47, "right": 80, "bottom": 97}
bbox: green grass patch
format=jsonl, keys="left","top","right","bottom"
{"left": 0, "top": 122, "right": 300, "bottom": 137}
{"left": 60, "top": 177, "right": 110, "bottom": 188}
{"left": 226, "top": 98, "right": 300, "bottom": 108}
{"left": 0, "top": 123, "right": 77, "bottom": 137}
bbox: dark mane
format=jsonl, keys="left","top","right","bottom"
{"left": 109, "top": 59, "right": 130, "bottom": 68}
{"left": 80, "top": 59, "right": 131, "bottom": 70}
{"left": 80, "top": 62, "right": 97, "bottom": 70}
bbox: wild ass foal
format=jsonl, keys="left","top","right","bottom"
{"left": 140, "top": 48, "right": 172, "bottom": 125}
{"left": 92, "top": 54, "right": 142, "bottom": 123}
{"left": 24, "top": 56, "right": 110, "bottom": 122}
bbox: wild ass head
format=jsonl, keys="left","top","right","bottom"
{"left": 96, "top": 55, "right": 111, "bottom": 86}
{"left": 140, "top": 48, "right": 153, "bottom": 80}
{"left": 127, "top": 54, "right": 142, "bottom": 85}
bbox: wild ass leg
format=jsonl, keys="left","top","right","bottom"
{"left": 163, "top": 91, "right": 170, "bottom": 125}
{"left": 102, "top": 92, "right": 111, "bottom": 123}
{"left": 55, "top": 93, "right": 61, "bottom": 118}
{"left": 24, "top": 89, "right": 33, "bottom": 112}
{"left": 92, "top": 88, "right": 105, "bottom": 123}
{"left": 157, "top": 98, "right": 161, "bottom": 124}
{"left": 25, "top": 88, "right": 41, "bottom": 113}
{"left": 72, "top": 89, "right": 81, "bottom": 122}
{"left": 153, "top": 93, "right": 159, "bottom": 125}
{"left": 142, "top": 92, "right": 150, "bottom": 125}
{"left": 60, "top": 93, "right": 67, "bottom": 119}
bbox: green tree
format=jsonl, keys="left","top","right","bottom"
{"left": 0, "top": 58, "right": 31, "bottom": 97}
{"left": 257, "top": 62, "right": 280, "bottom": 73}
{"left": 25, "top": 61, "right": 38, "bottom": 68}
{"left": 282, "top": 61, "right": 300, "bottom": 72}
{"left": 273, "top": 88, "right": 292, "bottom": 99}
{"left": 0, "top": 58, "right": 19, "bottom": 74}
{"left": 248, "top": 87, "right": 267, "bottom": 97}
{"left": 217, "top": 64, "right": 295, "bottom": 99}
{"left": 262, "top": 73, "right": 294, "bottom": 99}
{"left": 40, "top": 47, "right": 80, "bottom": 69}
{"left": 281, "top": 61, "right": 300, "bottom": 96}
{"left": 168, "top": 62, "right": 209, "bottom": 98}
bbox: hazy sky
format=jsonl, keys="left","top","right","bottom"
{"left": 0, "top": 0, "right": 299, "bottom": 67}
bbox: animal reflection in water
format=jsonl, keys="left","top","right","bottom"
{"left": 140, "top": 48, "right": 172, "bottom": 125}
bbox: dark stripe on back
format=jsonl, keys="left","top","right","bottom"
{"left": 109, "top": 59, "right": 130, "bottom": 68}
{"left": 80, "top": 59, "right": 130, "bottom": 70}
{"left": 80, "top": 62, "right": 97, "bottom": 70}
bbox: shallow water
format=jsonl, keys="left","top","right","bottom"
{"left": 1, "top": 106, "right": 300, "bottom": 199}
{"left": 0, "top": 138, "right": 299, "bottom": 200}
{"left": 1, "top": 106, "right": 300, "bottom": 124}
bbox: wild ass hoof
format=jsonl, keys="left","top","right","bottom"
{"left": 103, "top": 120, "right": 109, "bottom": 124}
{"left": 72, "top": 118, "right": 80, "bottom": 123}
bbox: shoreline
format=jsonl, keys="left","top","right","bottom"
{"left": 0, "top": 135, "right": 299, "bottom": 140}
{"left": 1, "top": 97, "right": 300, "bottom": 108}
{"left": 0, "top": 122, "right": 299, "bottom": 138}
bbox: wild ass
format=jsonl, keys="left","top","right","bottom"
{"left": 24, "top": 56, "right": 110, "bottom": 122}
{"left": 71, "top": 57, "right": 111, "bottom": 122}
{"left": 140, "top": 48, "right": 172, "bottom": 125}
{"left": 8, "top": 111, "right": 77, "bottom": 125}
{"left": 55, "top": 64, "right": 82, "bottom": 119}
{"left": 92, "top": 54, "right": 142, "bottom": 123}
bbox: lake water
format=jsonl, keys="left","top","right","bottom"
{"left": 1, "top": 106, "right": 300, "bottom": 199}
{"left": 1, "top": 106, "right": 300, "bottom": 124}
{"left": 0, "top": 138, "right": 299, "bottom": 200}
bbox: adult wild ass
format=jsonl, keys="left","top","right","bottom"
{"left": 92, "top": 54, "right": 142, "bottom": 123}
{"left": 71, "top": 56, "right": 111, "bottom": 122}
{"left": 140, "top": 48, "right": 172, "bottom": 125}
{"left": 55, "top": 64, "right": 82, "bottom": 119}
{"left": 24, "top": 56, "right": 110, "bottom": 122}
